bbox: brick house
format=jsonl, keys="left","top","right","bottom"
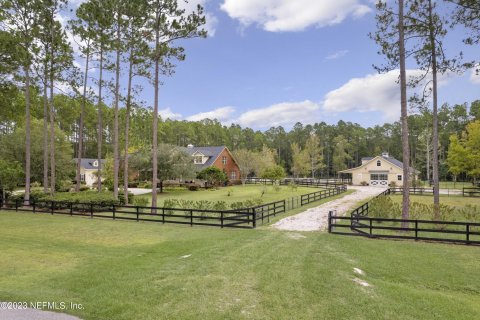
{"left": 182, "top": 145, "right": 241, "bottom": 182}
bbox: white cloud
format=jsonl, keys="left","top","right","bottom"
{"left": 159, "top": 108, "right": 183, "bottom": 120}
{"left": 186, "top": 106, "right": 236, "bottom": 122}
{"left": 325, "top": 50, "right": 349, "bottom": 60}
{"left": 237, "top": 100, "right": 321, "bottom": 127}
{"left": 220, "top": 0, "right": 371, "bottom": 32}
{"left": 471, "top": 65, "right": 480, "bottom": 84}
{"left": 322, "top": 69, "right": 437, "bottom": 121}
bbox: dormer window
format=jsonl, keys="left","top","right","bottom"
{"left": 194, "top": 156, "right": 203, "bottom": 164}
{"left": 93, "top": 160, "right": 98, "bottom": 167}
{"left": 377, "top": 160, "right": 381, "bottom": 167}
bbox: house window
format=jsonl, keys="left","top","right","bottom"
{"left": 231, "top": 171, "right": 237, "bottom": 180}
{"left": 80, "top": 174, "right": 85, "bottom": 182}
{"left": 194, "top": 156, "right": 203, "bottom": 164}
{"left": 222, "top": 156, "right": 227, "bottom": 165}
{"left": 377, "top": 160, "right": 381, "bottom": 166}
{"left": 397, "top": 175, "right": 402, "bottom": 181}
{"left": 370, "top": 174, "right": 388, "bottom": 180}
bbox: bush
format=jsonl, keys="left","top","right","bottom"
{"left": 31, "top": 181, "right": 42, "bottom": 188}
{"left": 360, "top": 181, "right": 368, "bottom": 186}
{"left": 138, "top": 181, "right": 152, "bottom": 189}
{"left": 369, "top": 196, "right": 400, "bottom": 219}
{"left": 118, "top": 191, "right": 134, "bottom": 205}
{"left": 57, "top": 180, "right": 73, "bottom": 192}
{"left": 133, "top": 197, "right": 149, "bottom": 212}
{"left": 388, "top": 181, "right": 397, "bottom": 188}
{"left": 128, "top": 182, "right": 138, "bottom": 188}
{"left": 79, "top": 185, "right": 90, "bottom": 192}
{"left": 188, "top": 185, "right": 199, "bottom": 191}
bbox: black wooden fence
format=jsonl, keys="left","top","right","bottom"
{"left": 463, "top": 188, "right": 480, "bottom": 197}
{"left": 1, "top": 184, "right": 348, "bottom": 229}
{"left": 328, "top": 188, "right": 480, "bottom": 245}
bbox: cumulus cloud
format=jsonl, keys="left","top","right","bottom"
{"left": 237, "top": 100, "right": 321, "bottom": 127}
{"left": 186, "top": 106, "right": 236, "bottom": 122}
{"left": 325, "top": 50, "right": 349, "bottom": 60}
{"left": 220, "top": 0, "right": 371, "bottom": 32}
{"left": 322, "top": 69, "right": 446, "bottom": 121}
{"left": 159, "top": 108, "right": 183, "bottom": 120}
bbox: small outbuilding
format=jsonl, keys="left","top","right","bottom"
{"left": 339, "top": 152, "right": 418, "bottom": 187}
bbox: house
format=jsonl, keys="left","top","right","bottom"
{"left": 182, "top": 145, "right": 241, "bottom": 181}
{"left": 74, "top": 158, "right": 105, "bottom": 187}
{"left": 339, "top": 152, "right": 418, "bottom": 186}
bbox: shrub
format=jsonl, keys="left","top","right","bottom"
{"left": 369, "top": 196, "right": 399, "bottom": 219}
{"left": 388, "top": 181, "right": 397, "bottom": 188}
{"left": 133, "top": 197, "right": 149, "bottom": 212}
{"left": 213, "top": 201, "right": 228, "bottom": 211}
{"left": 56, "top": 180, "right": 73, "bottom": 192}
{"left": 30, "top": 181, "right": 41, "bottom": 188}
{"left": 188, "top": 185, "right": 199, "bottom": 191}
{"left": 138, "top": 181, "right": 152, "bottom": 189}
{"left": 360, "top": 181, "right": 368, "bottom": 186}
{"left": 79, "top": 185, "right": 90, "bottom": 192}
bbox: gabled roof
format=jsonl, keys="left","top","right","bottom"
{"left": 73, "top": 158, "right": 105, "bottom": 170}
{"left": 180, "top": 146, "right": 227, "bottom": 170}
{"left": 340, "top": 155, "right": 419, "bottom": 174}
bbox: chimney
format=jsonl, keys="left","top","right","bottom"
{"left": 187, "top": 144, "right": 194, "bottom": 148}
{"left": 382, "top": 151, "right": 389, "bottom": 158}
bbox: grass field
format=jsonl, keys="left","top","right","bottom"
{"left": 137, "top": 185, "right": 322, "bottom": 206}
{"left": 1, "top": 212, "right": 480, "bottom": 320}
{"left": 389, "top": 194, "right": 480, "bottom": 209}
{"left": 418, "top": 181, "right": 477, "bottom": 189}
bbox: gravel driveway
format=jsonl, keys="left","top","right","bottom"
{"left": 272, "top": 186, "right": 388, "bottom": 232}
{"left": 0, "top": 306, "right": 82, "bottom": 320}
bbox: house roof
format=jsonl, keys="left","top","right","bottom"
{"left": 340, "top": 156, "right": 419, "bottom": 174}
{"left": 73, "top": 158, "right": 105, "bottom": 170}
{"left": 179, "top": 146, "right": 227, "bottom": 170}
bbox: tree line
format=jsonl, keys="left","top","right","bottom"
{"left": 0, "top": 0, "right": 479, "bottom": 216}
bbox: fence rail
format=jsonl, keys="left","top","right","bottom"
{"left": 329, "top": 213, "right": 480, "bottom": 245}
{"left": 329, "top": 187, "right": 480, "bottom": 246}
{"left": 1, "top": 183, "right": 348, "bottom": 229}
{"left": 463, "top": 188, "right": 480, "bottom": 197}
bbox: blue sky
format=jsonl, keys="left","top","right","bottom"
{"left": 67, "top": 0, "right": 480, "bottom": 130}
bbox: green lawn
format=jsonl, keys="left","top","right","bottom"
{"left": 390, "top": 194, "right": 480, "bottom": 209}
{"left": 138, "top": 185, "right": 322, "bottom": 206}
{"left": 418, "top": 181, "right": 477, "bottom": 190}
{"left": 1, "top": 212, "right": 480, "bottom": 320}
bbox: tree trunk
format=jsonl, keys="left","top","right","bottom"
{"left": 97, "top": 41, "right": 104, "bottom": 192}
{"left": 113, "top": 18, "right": 121, "bottom": 200}
{"left": 123, "top": 48, "right": 134, "bottom": 204}
{"left": 151, "top": 13, "right": 160, "bottom": 211}
{"left": 43, "top": 65, "right": 49, "bottom": 193}
{"left": 49, "top": 9, "right": 56, "bottom": 195}
{"left": 398, "top": 0, "right": 410, "bottom": 225}
{"left": 76, "top": 41, "right": 90, "bottom": 192}
{"left": 24, "top": 65, "right": 31, "bottom": 204}
{"left": 428, "top": 0, "right": 440, "bottom": 219}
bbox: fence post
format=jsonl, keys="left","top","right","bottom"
{"left": 466, "top": 224, "right": 470, "bottom": 244}
{"left": 162, "top": 208, "right": 165, "bottom": 224}
{"left": 90, "top": 204, "right": 93, "bottom": 218}
{"left": 415, "top": 220, "right": 418, "bottom": 240}
{"left": 32, "top": 200, "right": 36, "bottom": 213}
{"left": 136, "top": 206, "right": 139, "bottom": 222}
{"left": 51, "top": 201, "right": 54, "bottom": 215}
{"left": 328, "top": 211, "right": 332, "bottom": 233}
{"left": 221, "top": 212, "right": 224, "bottom": 228}
{"left": 15, "top": 199, "right": 18, "bottom": 211}
{"left": 369, "top": 219, "right": 373, "bottom": 237}
{"left": 190, "top": 210, "right": 193, "bottom": 226}
{"left": 70, "top": 203, "right": 73, "bottom": 216}
{"left": 113, "top": 205, "right": 116, "bottom": 220}
{"left": 252, "top": 208, "right": 256, "bottom": 228}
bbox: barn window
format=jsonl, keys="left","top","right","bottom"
{"left": 397, "top": 175, "right": 402, "bottom": 181}
{"left": 377, "top": 160, "right": 381, "bottom": 166}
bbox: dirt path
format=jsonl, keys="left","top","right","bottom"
{"left": 272, "top": 186, "right": 387, "bottom": 232}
